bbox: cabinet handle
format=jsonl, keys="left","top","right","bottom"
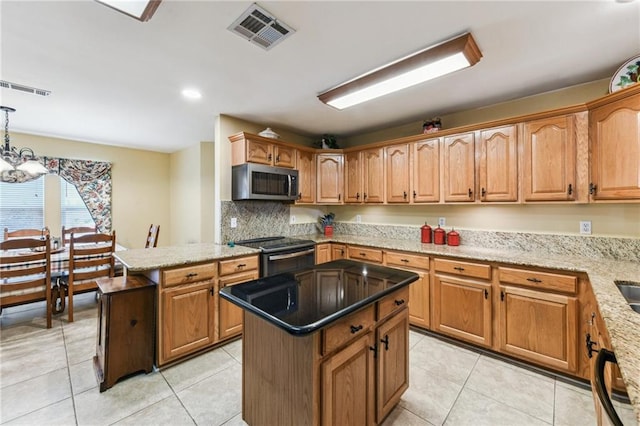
{"left": 130, "top": 319, "right": 138, "bottom": 327}
{"left": 413, "top": 190, "right": 416, "bottom": 199}
{"left": 276, "top": 154, "right": 280, "bottom": 162}
{"left": 394, "top": 299, "right": 405, "bottom": 306}
{"left": 484, "top": 289, "right": 488, "bottom": 299}
{"left": 370, "top": 344, "right": 378, "bottom": 358}
{"left": 350, "top": 324, "right": 363, "bottom": 334}
{"left": 338, "top": 193, "right": 341, "bottom": 201}
{"left": 500, "top": 291, "right": 505, "bottom": 301}
{"left": 586, "top": 332, "right": 599, "bottom": 359}
{"left": 237, "top": 263, "right": 246, "bottom": 269}
{"left": 356, "top": 192, "right": 360, "bottom": 200}
{"left": 210, "top": 287, "right": 214, "bottom": 296}
{"left": 567, "top": 184, "right": 573, "bottom": 195}
{"left": 360, "top": 253, "right": 367, "bottom": 257}
{"left": 454, "top": 266, "right": 465, "bottom": 272}
{"left": 481, "top": 187, "right": 486, "bottom": 197}
{"left": 268, "top": 153, "right": 272, "bottom": 161}
{"left": 403, "top": 191, "right": 407, "bottom": 199}
{"left": 468, "top": 188, "right": 473, "bottom": 198}
{"left": 380, "top": 334, "right": 389, "bottom": 351}
{"left": 589, "top": 183, "right": 597, "bottom": 195}
{"left": 298, "top": 192, "right": 302, "bottom": 200}
{"left": 526, "top": 277, "right": 542, "bottom": 283}
{"left": 185, "top": 272, "right": 198, "bottom": 279}
{"left": 401, "top": 258, "right": 409, "bottom": 263}
{"left": 364, "top": 193, "right": 368, "bottom": 201}
{"left": 340, "top": 249, "right": 345, "bottom": 255}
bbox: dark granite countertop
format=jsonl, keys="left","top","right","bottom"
{"left": 219, "top": 259, "right": 418, "bottom": 335}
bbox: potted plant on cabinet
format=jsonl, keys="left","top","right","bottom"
{"left": 319, "top": 212, "right": 335, "bottom": 237}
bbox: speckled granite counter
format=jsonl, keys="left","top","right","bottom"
{"left": 114, "top": 243, "right": 260, "bottom": 272}
{"left": 308, "top": 234, "right": 640, "bottom": 423}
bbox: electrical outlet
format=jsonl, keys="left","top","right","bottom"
{"left": 290, "top": 215, "right": 296, "bottom": 224}
{"left": 580, "top": 221, "right": 592, "bottom": 235}
{"left": 438, "top": 217, "right": 446, "bottom": 227}
{"left": 230, "top": 217, "right": 237, "bottom": 228}
{"left": 356, "top": 215, "right": 362, "bottom": 223}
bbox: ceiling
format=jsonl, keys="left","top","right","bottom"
{"left": 1, "top": 1, "right": 639, "bottom": 153}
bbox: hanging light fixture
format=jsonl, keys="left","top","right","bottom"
{"left": 0, "top": 106, "right": 48, "bottom": 177}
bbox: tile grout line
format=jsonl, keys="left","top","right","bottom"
{"left": 60, "top": 318, "right": 80, "bottom": 426}
{"left": 158, "top": 371, "right": 199, "bottom": 426}
{"left": 440, "top": 352, "right": 481, "bottom": 425}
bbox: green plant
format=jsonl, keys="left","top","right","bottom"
{"left": 319, "top": 212, "right": 335, "bottom": 228}
{"left": 314, "top": 134, "right": 339, "bottom": 149}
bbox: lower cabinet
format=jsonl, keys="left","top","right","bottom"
{"left": 331, "top": 243, "right": 347, "bottom": 260}
{"left": 315, "top": 243, "right": 331, "bottom": 264}
{"left": 384, "top": 250, "right": 430, "bottom": 329}
{"left": 218, "top": 271, "right": 259, "bottom": 340}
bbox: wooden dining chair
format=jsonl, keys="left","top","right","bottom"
{"left": 0, "top": 236, "right": 52, "bottom": 328}
{"left": 61, "top": 226, "right": 96, "bottom": 247}
{"left": 4, "top": 227, "right": 50, "bottom": 241}
{"left": 67, "top": 231, "right": 115, "bottom": 322}
{"left": 146, "top": 224, "right": 160, "bottom": 248}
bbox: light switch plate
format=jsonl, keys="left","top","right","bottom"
{"left": 580, "top": 221, "right": 591, "bottom": 235}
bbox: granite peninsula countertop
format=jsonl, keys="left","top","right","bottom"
{"left": 114, "top": 243, "right": 260, "bottom": 272}
{"left": 308, "top": 234, "right": 640, "bottom": 423}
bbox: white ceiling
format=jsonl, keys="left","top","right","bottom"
{"left": 1, "top": 1, "right": 639, "bottom": 153}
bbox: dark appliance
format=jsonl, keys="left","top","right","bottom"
{"left": 232, "top": 163, "right": 299, "bottom": 201}
{"left": 236, "top": 236, "right": 315, "bottom": 277}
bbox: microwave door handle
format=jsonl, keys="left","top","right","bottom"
{"left": 268, "top": 248, "right": 315, "bottom": 261}
{"left": 288, "top": 174, "right": 292, "bottom": 198}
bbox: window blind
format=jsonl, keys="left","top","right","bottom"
{"left": 0, "top": 178, "right": 45, "bottom": 233}
{"left": 61, "top": 179, "right": 95, "bottom": 228}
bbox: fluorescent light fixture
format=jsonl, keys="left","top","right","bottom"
{"left": 181, "top": 88, "right": 202, "bottom": 100}
{"left": 95, "top": 0, "right": 162, "bottom": 22}
{"left": 318, "top": 33, "right": 482, "bottom": 110}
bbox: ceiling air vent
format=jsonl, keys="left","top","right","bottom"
{"left": 228, "top": 3, "right": 295, "bottom": 50}
{"left": 0, "top": 80, "right": 51, "bottom": 97}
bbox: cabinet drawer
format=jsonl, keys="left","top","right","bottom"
{"left": 219, "top": 256, "right": 259, "bottom": 277}
{"left": 323, "top": 305, "right": 375, "bottom": 355}
{"left": 434, "top": 258, "right": 491, "bottom": 280}
{"left": 377, "top": 286, "right": 409, "bottom": 321}
{"left": 385, "top": 251, "right": 429, "bottom": 271}
{"left": 162, "top": 263, "right": 216, "bottom": 288}
{"left": 498, "top": 267, "right": 577, "bottom": 294}
{"left": 348, "top": 246, "right": 383, "bottom": 264}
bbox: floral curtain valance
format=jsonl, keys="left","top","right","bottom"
{"left": 0, "top": 156, "right": 112, "bottom": 233}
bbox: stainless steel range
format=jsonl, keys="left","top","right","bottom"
{"left": 235, "top": 236, "right": 316, "bottom": 277}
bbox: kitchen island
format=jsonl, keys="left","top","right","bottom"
{"left": 220, "top": 259, "right": 419, "bottom": 426}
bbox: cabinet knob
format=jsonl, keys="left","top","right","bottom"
{"left": 276, "top": 155, "right": 280, "bottom": 162}
{"left": 130, "top": 319, "right": 138, "bottom": 327}
{"left": 413, "top": 190, "right": 416, "bottom": 199}
{"left": 268, "top": 153, "right": 272, "bottom": 161}
{"left": 481, "top": 187, "right": 486, "bottom": 197}
{"left": 567, "top": 184, "right": 573, "bottom": 195}
{"left": 350, "top": 324, "right": 363, "bottom": 334}
{"left": 589, "top": 183, "right": 597, "bottom": 195}
{"left": 403, "top": 191, "right": 407, "bottom": 199}
{"left": 363, "top": 193, "right": 367, "bottom": 201}
{"left": 468, "top": 188, "right": 473, "bottom": 198}
{"left": 394, "top": 299, "right": 405, "bottom": 306}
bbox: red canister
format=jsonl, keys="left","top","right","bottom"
{"left": 420, "top": 222, "right": 432, "bottom": 243}
{"left": 433, "top": 226, "right": 446, "bottom": 245}
{"left": 447, "top": 228, "right": 460, "bottom": 246}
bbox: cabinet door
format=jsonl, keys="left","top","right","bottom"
{"left": 479, "top": 125, "right": 518, "bottom": 202}
{"left": 408, "top": 272, "right": 430, "bottom": 329}
{"left": 296, "top": 150, "right": 315, "bottom": 203}
{"left": 499, "top": 285, "right": 577, "bottom": 373}
{"left": 218, "top": 271, "right": 259, "bottom": 341}
{"left": 322, "top": 333, "right": 375, "bottom": 426}
{"left": 376, "top": 309, "right": 409, "bottom": 423}
{"left": 344, "top": 151, "right": 362, "bottom": 203}
{"left": 412, "top": 138, "right": 440, "bottom": 203}
{"left": 317, "top": 153, "right": 344, "bottom": 204}
{"left": 160, "top": 280, "right": 215, "bottom": 364}
{"left": 589, "top": 93, "right": 640, "bottom": 200}
{"left": 522, "top": 115, "right": 576, "bottom": 201}
{"left": 246, "top": 139, "right": 274, "bottom": 165}
{"left": 274, "top": 145, "right": 296, "bottom": 168}
{"left": 443, "top": 133, "right": 475, "bottom": 202}
{"left": 363, "top": 148, "right": 385, "bottom": 203}
{"left": 331, "top": 243, "right": 346, "bottom": 260}
{"left": 433, "top": 274, "right": 492, "bottom": 347}
{"left": 386, "top": 144, "right": 410, "bottom": 203}
{"left": 315, "top": 243, "right": 331, "bottom": 264}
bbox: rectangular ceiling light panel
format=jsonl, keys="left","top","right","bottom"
{"left": 319, "top": 33, "right": 482, "bottom": 110}
{"left": 95, "top": 0, "right": 162, "bottom": 22}
{"left": 228, "top": 3, "right": 295, "bottom": 50}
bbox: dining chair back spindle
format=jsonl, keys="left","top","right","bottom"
{"left": 61, "top": 226, "right": 97, "bottom": 247}
{"left": 0, "top": 236, "right": 52, "bottom": 328}
{"left": 4, "top": 227, "right": 50, "bottom": 241}
{"left": 67, "top": 231, "right": 115, "bottom": 322}
{"left": 146, "top": 224, "right": 160, "bottom": 248}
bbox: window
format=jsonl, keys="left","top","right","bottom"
{"left": 61, "top": 179, "right": 95, "bottom": 228}
{"left": 0, "top": 178, "right": 45, "bottom": 233}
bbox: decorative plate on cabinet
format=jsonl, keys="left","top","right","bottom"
{"left": 258, "top": 127, "right": 280, "bottom": 139}
{"left": 609, "top": 54, "right": 640, "bottom": 93}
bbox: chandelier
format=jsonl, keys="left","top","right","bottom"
{"left": 0, "top": 106, "right": 48, "bottom": 177}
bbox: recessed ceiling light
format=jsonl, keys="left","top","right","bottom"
{"left": 181, "top": 89, "right": 202, "bottom": 100}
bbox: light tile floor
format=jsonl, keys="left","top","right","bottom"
{"left": 0, "top": 293, "right": 636, "bottom": 426}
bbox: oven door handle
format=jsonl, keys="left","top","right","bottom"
{"left": 268, "top": 248, "right": 315, "bottom": 261}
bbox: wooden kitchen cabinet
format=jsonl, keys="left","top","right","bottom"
{"left": 479, "top": 125, "right": 518, "bottom": 202}
{"left": 588, "top": 87, "right": 640, "bottom": 201}
{"left": 315, "top": 243, "right": 331, "bottom": 264}
{"left": 385, "top": 250, "right": 430, "bottom": 329}
{"left": 443, "top": 132, "right": 476, "bottom": 202}
{"left": 348, "top": 245, "right": 383, "bottom": 264}
{"left": 522, "top": 114, "right": 577, "bottom": 201}
{"left": 229, "top": 132, "right": 296, "bottom": 168}
{"left": 345, "top": 151, "right": 362, "bottom": 203}
{"left": 386, "top": 143, "right": 410, "bottom": 203}
{"left": 345, "top": 148, "right": 385, "bottom": 204}
{"left": 296, "top": 149, "right": 315, "bottom": 203}
{"left": 316, "top": 153, "right": 344, "bottom": 204}
{"left": 411, "top": 138, "right": 440, "bottom": 203}
{"left": 498, "top": 267, "right": 578, "bottom": 373}
{"left": 331, "top": 243, "right": 346, "bottom": 260}
{"left": 217, "top": 256, "right": 259, "bottom": 340}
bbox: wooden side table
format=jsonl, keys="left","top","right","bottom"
{"left": 93, "top": 275, "right": 155, "bottom": 392}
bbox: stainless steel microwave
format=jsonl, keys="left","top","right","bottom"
{"left": 232, "top": 163, "right": 299, "bottom": 201}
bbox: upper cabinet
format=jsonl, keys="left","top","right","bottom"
{"left": 522, "top": 115, "right": 577, "bottom": 201}
{"left": 386, "top": 144, "right": 410, "bottom": 203}
{"left": 411, "top": 138, "right": 440, "bottom": 203}
{"left": 344, "top": 151, "right": 362, "bottom": 203}
{"left": 588, "top": 88, "right": 640, "bottom": 201}
{"left": 317, "top": 153, "right": 344, "bottom": 204}
{"left": 296, "top": 149, "right": 315, "bottom": 204}
{"left": 479, "top": 125, "right": 518, "bottom": 202}
{"left": 344, "top": 148, "right": 385, "bottom": 204}
{"left": 443, "top": 132, "right": 475, "bottom": 202}
{"left": 230, "top": 133, "right": 296, "bottom": 168}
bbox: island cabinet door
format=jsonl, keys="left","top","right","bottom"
{"left": 159, "top": 280, "right": 215, "bottom": 365}
{"left": 376, "top": 308, "right": 409, "bottom": 423}
{"left": 322, "top": 332, "right": 375, "bottom": 426}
